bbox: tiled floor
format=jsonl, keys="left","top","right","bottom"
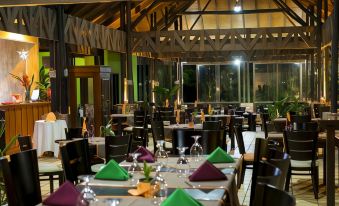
{"left": 40, "top": 128, "right": 339, "bottom": 205}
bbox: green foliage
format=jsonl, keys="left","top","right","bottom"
{"left": 36, "top": 66, "right": 50, "bottom": 101}
{"left": 267, "top": 96, "right": 306, "bottom": 120}
{"left": 100, "top": 118, "right": 115, "bottom": 137}
{"left": 143, "top": 161, "right": 153, "bottom": 183}
{"left": 152, "top": 85, "right": 180, "bottom": 106}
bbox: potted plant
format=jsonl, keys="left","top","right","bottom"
{"left": 152, "top": 85, "right": 180, "bottom": 107}
{"left": 35, "top": 66, "right": 50, "bottom": 101}
{"left": 136, "top": 161, "right": 153, "bottom": 198}
{"left": 9, "top": 73, "right": 34, "bottom": 103}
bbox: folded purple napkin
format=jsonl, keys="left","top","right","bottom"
{"left": 189, "top": 161, "right": 227, "bottom": 181}
{"left": 127, "top": 146, "right": 155, "bottom": 163}
{"left": 43, "top": 181, "right": 83, "bottom": 206}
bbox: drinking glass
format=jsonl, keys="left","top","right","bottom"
{"left": 176, "top": 147, "right": 189, "bottom": 178}
{"left": 128, "top": 153, "right": 142, "bottom": 186}
{"left": 154, "top": 140, "right": 168, "bottom": 167}
{"left": 190, "top": 135, "right": 203, "bottom": 162}
{"left": 77, "top": 175, "right": 97, "bottom": 206}
{"left": 151, "top": 164, "right": 168, "bottom": 205}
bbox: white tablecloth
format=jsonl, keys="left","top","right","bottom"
{"left": 32, "top": 120, "right": 67, "bottom": 157}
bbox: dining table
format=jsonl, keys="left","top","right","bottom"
{"left": 32, "top": 119, "right": 67, "bottom": 157}
{"left": 80, "top": 156, "right": 242, "bottom": 206}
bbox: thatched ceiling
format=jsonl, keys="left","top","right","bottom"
{"left": 64, "top": 0, "right": 334, "bottom": 31}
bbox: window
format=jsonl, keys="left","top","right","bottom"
{"left": 220, "top": 64, "right": 239, "bottom": 102}
{"left": 182, "top": 65, "right": 197, "bottom": 102}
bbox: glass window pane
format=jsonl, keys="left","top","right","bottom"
{"left": 220, "top": 64, "right": 239, "bottom": 102}
{"left": 198, "top": 65, "right": 216, "bottom": 102}
{"left": 277, "top": 63, "right": 300, "bottom": 99}
{"left": 254, "top": 64, "right": 276, "bottom": 102}
{"left": 183, "top": 65, "right": 197, "bottom": 102}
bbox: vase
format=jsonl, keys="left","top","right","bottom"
{"left": 25, "top": 90, "right": 30, "bottom": 103}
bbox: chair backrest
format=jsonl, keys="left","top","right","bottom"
{"left": 233, "top": 125, "right": 246, "bottom": 154}
{"left": 200, "top": 130, "right": 225, "bottom": 154}
{"left": 253, "top": 183, "right": 296, "bottom": 206}
{"left": 283, "top": 130, "right": 318, "bottom": 162}
{"left": 172, "top": 129, "right": 201, "bottom": 155}
{"left": 130, "top": 128, "right": 148, "bottom": 152}
{"left": 60, "top": 139, "right": 92, "bottom": 183}
{"left": 252, "top": 138, "right": 290, "bottom": 191}
{"left": 105, "top": 134, "right": 131, "bottom": 163}
{"left": 18, "top": 135, "right": 33, "bottom": 151}
{"left": 203, "top": 121, "right": 221, "bottom": 130}
{"left": 65, "top": 127, "right": 83, "bottom": 140}
{"left": 0, "top": 149, "right": 42, "bottom": 206}
{"left": 134, "top": 110, "right": 146, "bottom": 127}
{"left": 256, "top": 160, "right": 282, "bottom": 189}
{"left": 151, "top": 120, "right": 165, "bottom": 152}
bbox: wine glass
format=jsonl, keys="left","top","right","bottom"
{"left": 77, "top": 175, "right": 97, "bottom": 206}
{"left": 128, "top": 153, "right": 142, "bottom": 186}
{"left": 190, "top": 135, "right": 203, "bottom": 162}
{"left": 176, "top": 147, "right": 189, "bottom": 178}
{"left": 154, "top": 140, "right": 168, "bottom": 167}
{"left": 151, "top": 164, "right": 168, "bottom": 205}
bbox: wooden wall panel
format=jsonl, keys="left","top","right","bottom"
{"left": 0, "top": 102, "right": 51, "bottom": 154}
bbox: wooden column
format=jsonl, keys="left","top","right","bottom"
{"left": 319, "top": 120, "right": 338, "bottom": 206}
{"left": 316, "top": 0, "right": 322, "bottom": 100}
{"left": 54, "top": 6, "right": 68, "bottom": 113}
{"left": 120, "top": 2, "right": 127, "bottom": 103}
{"left": 331, "top": 0, "right": 339, "bottom": 113}
{"left": 310, "top": 53, "right": 315, "bottom": 100}
{"left": 126, "top": 1, "right": 134, "bottom": 103}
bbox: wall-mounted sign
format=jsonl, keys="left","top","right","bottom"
{"left": 49, "top": 70, "right": 56, "bottom": 78}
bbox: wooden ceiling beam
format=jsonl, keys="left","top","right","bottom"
{"left": 0, "top": 0, "right": 141, "bottom": 7}
{"left": 162, "top": 0, "right": 195, "bottom": 30}
{"left": 273, "top": 0, "right": 307, "bottom": 26}
{"left": 291, "top": 0, "right": 317, "bottom": 22}
{"left": 131, "top": 0, "right": 162, "bottom": 29}
{"left": 180, "top": 8, "right": 283, "bottom": 15}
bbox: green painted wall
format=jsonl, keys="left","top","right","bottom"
{"left": 104, "top": 50, "right": 121, "bottom": 103}
{"left": 39, "top": 52, "right": 50, "bottom": 69}
{"left": 74, "top": 57, "right": 95, "bottom": 106}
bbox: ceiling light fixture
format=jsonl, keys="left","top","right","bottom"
{"left": 234, "top": 0, "right": 242, "bottom": 12}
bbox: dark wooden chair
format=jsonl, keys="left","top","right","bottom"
{"left": 283, "top": 130, "right": 319, "bottom": 199}
{"left": 105, "top": 134, "right": 131, "bottom": 163}
{"left": 250, "top": 138, "right": 291, "bottom": 205}
{"left": 130, "top": 127, "right": 148, "bottom": 152}
{"left": 202, "top": 121, "right": 221, "bottom": 130}
{"left": 260, "top": 113, "right": 269, "bottom": 139}
{"left": 151, "top": 120, "right": 165, "bottom": 152}
{"left": 17, "top": 135, "right": 64, "bottom": 193}
{"left": 253, "top": 183, "right": 296, "bottom": 206}
{"left": 65, "top": 127, "right": 83, "bottom": 139}
{"left": 134, "top": 110, "right": 146, "bottom": 127}
{"left": 0, "top": 149, "right": 42, "bottom": 206}
{"left": 234, "top": 125, "right": 253, "bottom": 185}
{"left": 172, "top": 129, "right": 200, "bottom": 155}
{"left": 60, "top": 139, "right": 92, "bottom": 183}
{"left": 200, "top": 129, "right": 225, "bottom": 154}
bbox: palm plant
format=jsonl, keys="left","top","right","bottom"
{"left": 152, "top": 85, "right": 180, "bottom": 106}
{"left": 36, "top": 66, "right": 50, "bottom": 101}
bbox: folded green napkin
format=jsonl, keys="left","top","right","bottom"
{"left": 95, "top": 160, "right": 129, "bottom": 180}
{"left": 161, "top": 189, "right": 202, "bottom": 206}
{"left": 207, "top": 147, "right": 235, "bottom": 163}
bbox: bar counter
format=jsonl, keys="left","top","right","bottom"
{"left": 0, "top": 102, "right": 51, "bottom": 154}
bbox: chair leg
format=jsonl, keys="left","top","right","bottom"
{"left": 311, "top": 166, "right": 319, "bottom": 199}
{"left": 285, "top": 168, "right": 291, "bottom": 192}
{"left": 240, "top": 161, "right": 246, "bottom": 185}
{"left": 49, "top": 175, "right": 54, "bottom": 193}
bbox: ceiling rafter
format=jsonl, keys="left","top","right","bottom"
{"left": 273, "top": 0, "right": 307, "bottom": 26}
{"left": 131, "top": 0, "right": 162, "bottom": 29}
{"left": 291, "top": 0, "right": 317, "bottom": 22}
{"left": 190, "top": 0, "right": 212, "bottom": 30}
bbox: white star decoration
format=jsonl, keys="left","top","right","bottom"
{"left": 17, "top": 49, "right": 29, "bottom": 60}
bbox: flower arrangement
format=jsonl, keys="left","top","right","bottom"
{"left": 9, "top": 73, "right": 34, "bottom": 102}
